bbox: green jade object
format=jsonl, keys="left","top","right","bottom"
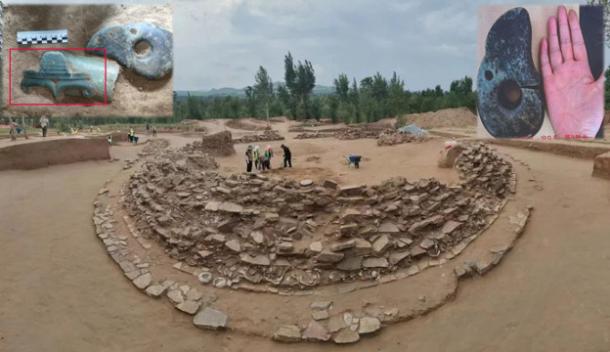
{"left": 21, "top": 51, "right": 119, "bottom": 102}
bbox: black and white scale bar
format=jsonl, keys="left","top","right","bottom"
{"left": 17, "top": 29, "right": 68, "bottom": 45}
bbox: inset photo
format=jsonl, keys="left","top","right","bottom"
{"left": 477, "top": 4, "right": 604, "bottom": 139}
{"left": 1, "top": 3, "right": 173, "bottom": 117}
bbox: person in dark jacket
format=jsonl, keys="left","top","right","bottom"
{"left": 245, "top": 145, "right": 254, "bottom": 172}
{"left": 281, "top": 144, "right": 292, "bottom": 168}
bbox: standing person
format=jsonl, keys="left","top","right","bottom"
{"left": 9, "top": 119, "right": 17, "bottom": 141}
{"left": 39, "top": 115, "right": 49, "bottom": 137}
{"left": 281, "top": 144, "right": 292, "bottom": 168}
{"left": 128, "top": 127, "right": 135, "bottom": 143}
{"left": 245, "top": 145, "right": 254, "bottom": 172}
{"left": 152, "top": 126, "right": 157, "bottom": 137}
{"left": 145, "top": 122, "right": 150, "bottom": 135}
{"left": 263, "top": 145, "right": 273, "bottom": 170}
{"left": 253, "top": 145, "right": 261, "bottom": 171}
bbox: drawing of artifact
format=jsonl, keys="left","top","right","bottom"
{"left": 477, "top": 7, "right": 544, "bottom": 138}
{"left": 21, "top": 51, "right": 120, "bottom": 102}
{"left": 87, "top": 22, "right": 173, "bottom": 80}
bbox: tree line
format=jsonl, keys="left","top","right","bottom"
{"left": 174, "top": 52, "right": 476, "bottom": 123}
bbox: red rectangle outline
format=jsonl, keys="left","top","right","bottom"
{"left": 8, "top": 47, "right": 109, "bottom": 106}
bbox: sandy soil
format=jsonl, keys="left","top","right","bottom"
{"left": 398, "top": 107, "right": 477, "bottom": 129}
{"left": 2, "top": 4, "right": 172, "bottom": 117}
{"left": 2, "top": 120, "right": 610, "bottom": 351}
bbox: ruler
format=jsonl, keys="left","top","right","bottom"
{"left": 17, "top": 29, "right": 68, "bottom": 45}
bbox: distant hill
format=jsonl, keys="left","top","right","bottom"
{"left": 175, "top": 84, "right": 335, "bottom": 99}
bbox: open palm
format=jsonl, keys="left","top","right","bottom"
{"left": 539, "top": 6, "right": 604, "bottom": 138}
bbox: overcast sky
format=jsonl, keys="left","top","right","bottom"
{"left": 7, "top": 0, "right": 603, "bottom": 91}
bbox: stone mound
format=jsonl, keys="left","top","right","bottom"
{"left": 376, "top": 129, "right": 428, "bottom": 146}
{"left": 125, "top": 143, "right": 513, "bottom": 290}
{"left": 233, "top": 130, "right": 285, "bottom": 144}
{"left": 200, "top": 130, "right": 235, "bottom": 156}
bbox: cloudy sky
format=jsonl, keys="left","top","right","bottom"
{"left": 7, "top": 0, "right": 603, "bottom": 91}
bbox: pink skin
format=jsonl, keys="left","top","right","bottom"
{"left": 539, "top": 6, "right": 604, "bottom": 139}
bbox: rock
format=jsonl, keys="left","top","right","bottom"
{"left": 302, "top": 320, "right": 330, "bottom": 341}
{"left": 331, "top": 239, "right": 356, "bottom": 251}
{"left": 300, "top": 179, "right": 313, "bottom": 187}
{"left": 186, "top": 288, "right": 203, "bottom": 301}
{"left": 441, "top": 220, "right": 463, "bottom": 234}
{"left": 340, "top": 223, "right": 359, "bottom": 236}
{"left": 310, "top": 301, "right": 333, "bottom": 310}
{"left": 317, "top": 250, "right": 344, "bottom": 263}
{"left": 323, "top": 179, "right": 338, "bottom": 190}
{"left": 389, "top": 250, "right": 410, "bottom": 265}
{"left": 240, "top": 253, "right": 271, "bottom": 266}
{"left": 419, "top": 238, "right": 435, "bottom": 250}
{"left": 132, "top": 273, "right": 152, "bottom": 290}
{"left": 410, "top": 246, "right": 427, "bottom": 258}
{"left": 193, "top": 307, "right": 228, "bottom": 330}
{"left": 372, "top": 235, "right": 391, "bottom": 254}
{"left": 225, "top": 239, "right": 241, "bottom": 252}
{"left": 353, "top": 238, "right": 372, "bottom": 254}
{"left": 312, "top": 309, "right": 330, "bottom": 321}
{"left": 408, "top": 215, "right": 444, "bottom": 233}
{"left": 197, "top": 249, "right": 213, "bottom": 258}
{"left": 167, "top": 289, "right": 184, "bottom": 304}
{"left": 277, "top": 241, "right": 294, "bottom": 253}
{"left": 145, "top": 284, "right": 166, "bottom": 297}
{"left": 341, "top": 208, "right": 361, "bottom": 222}
{"left": 250, "top": 231, "right": 264, "bottom": 244}
{"left": 337, "top": 256, "right": 363, "bottom": 271}
{"left": 362, "top": 257, "right": 389, "bottom": 268}
{"left": 213, "top": 277, "right": 227, "bottom": 288}
{"left": 204, "top": 201, "right": 219, "bottom": 211}
{"left": 333, "top": 328, "right": 360, "bottom": 344}
{"left": 378, "top": 221, "right": 400, "bottom": 233}
{"left": 218, "top": 202, "right": 243, "bottom": 213}
{"left": 338, "top": 185, "right": 365, "bottom": 197}
{"left": 198, "top": 271, "right": 213, "bottom": 284}
{"left": 328, "top": 314, "right": 347, "bottom": 333}
{"left": 309, "top": 241, "right": 323, "bottom": 253}
{"left": 358, "top": 317, "right": 381, "bottom": 334}
{"left": 273, "top": 324, "right": 301, "bottom": 342}
{"left": 176, "top": 300, "right": 201, "bottom": 315}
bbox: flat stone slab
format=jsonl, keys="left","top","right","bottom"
{"left": 132, "top": 273, "right": 152, "bottom": 290}
{"left": 273, "top": 324, "right": 301, "bottom": 342}
{"left": 193, "top": 307, "right": 228, "bottom": 330}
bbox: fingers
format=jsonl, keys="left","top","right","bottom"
{"left": 568, "top": 9, "right": 588, "bottom": 61}
{"left": 547, "top": 16, "right": 563, "bottom": 70}
{"left": 557, "top": 6, "right": 573, "bottom": 61}
{"left": 540, "top": 38, "right": 553, "bottom": 77}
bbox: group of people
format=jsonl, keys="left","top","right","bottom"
{"left": 128, "top": 128, "right": 139, "bottom": 144}
{"left": 245, "top": 143, "right": 292, "bottom": 172}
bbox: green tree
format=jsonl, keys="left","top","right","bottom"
{"left": 254, "top": 65, "right": 274, "bottom": 124}
{"left": 334, "top": 73, "right": 350, "bottom": 101}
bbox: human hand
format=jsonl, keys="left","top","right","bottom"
{"left": 539, "top": 6, "right": 604, "bottom": 139}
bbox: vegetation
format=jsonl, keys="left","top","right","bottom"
{"left": 173, "top": 52, "right": 476, "bottom": 123}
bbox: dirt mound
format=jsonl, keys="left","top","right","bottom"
{"left": 233, "top": 130, "right": 285, "bottom": 144}
{"left": 225, "top": 118, "right": 271, "bottom": 131}
{"left": 0, "top": 138, "right": 110, "bottom": 170}
{"left": 124, "top": 143, "right": 513, "bottom": 289}
{"left": 200, "top": 130, "right": 235, "bottom": 156}
{"left": 397, "top": 108, "right": 477, "bottom": 129}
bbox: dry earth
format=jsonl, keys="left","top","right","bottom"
{"left": 1, "top": 118, "right": 610, "bottom": 351}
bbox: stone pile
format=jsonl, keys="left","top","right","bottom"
{"left": 233, "top": 130, "right": 285, "bottom": 144}
{"left": 455, "top": 143, "right": 513, "bottom": 197}
{"left": 294, "top": 131, "right": 334, "bottom": 139}
{"left": 200, "top": 130, "right": 235, "bottom": 156}
{"left": 124, "top": 142, "right": 513, "bottom": 290}
{"left": 334, "top": 127, "right": 382, "bottom": 140}
{"left": 376, "top": 129, "right": 428, "bottom": 146}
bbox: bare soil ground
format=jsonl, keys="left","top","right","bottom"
{"left": 397, "top": 107, "right": 477, "bottom": 129}
{"left": 2, "top": 119, "right": 610, "bottom": 351}
{"left": 2, "top": 4, "right": 172, "bottom": 117}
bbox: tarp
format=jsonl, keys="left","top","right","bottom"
{"left": 398, "top": 123, "right": 427, "bottom": 137}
